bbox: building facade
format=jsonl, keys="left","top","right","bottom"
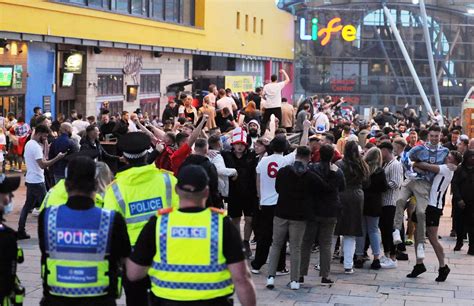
{"left": 0, "top": 0, "right": 294, "bottom": 120}
{"left": 279, "top": 0, "right": 474, "bottom": 115}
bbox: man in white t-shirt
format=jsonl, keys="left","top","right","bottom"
{"left": 17, "top": 125, "right": 65, "bottom": 240}
{"left": 262, "top": 69, "right": 290, "bottom": 130}
{"left": 216, "top": 89, "right": 237, "bottom": 116}
{"left": 71, "top": 114, "right": 90, "bottom": 133}
{"left": 250, "top": 121, "right": 310, "bottom": 274}
{"left": 406, "top": 150, "right": 463, "bottom": 282}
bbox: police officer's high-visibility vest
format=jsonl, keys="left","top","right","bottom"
{"left": 103, "top": 164, "right": 179, "bottom": 246}
{"left": 40, "top": 179, "right": 104, "bottom": 211}
{"left": 148, "top": 208, "right": 234, "bottom": 301}
{"left": 42, "top": 205, "right": 115, "bottom": 297}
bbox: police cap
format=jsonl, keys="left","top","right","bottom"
{"left": 117, "top": 132, "right": 151, "bottom": 159}
{"left": 177, "top": 165, "right": 209, "bottom": 193}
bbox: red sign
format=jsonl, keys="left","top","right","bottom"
{"left": 330, "top": 79, "right": 356, "bottom": 92}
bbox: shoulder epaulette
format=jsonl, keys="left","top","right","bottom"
{"left": 210, "top": 207, "right": 225, "bottom": 215}
{"left": 157, "top": 207, "right": 173, "bottom": 215}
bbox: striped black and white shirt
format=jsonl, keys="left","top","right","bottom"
{"left": 382, "top": 158, "right": 404, "bottom": 207}
{"left": 429, "top": 165, "right": 454, "bottom": 209}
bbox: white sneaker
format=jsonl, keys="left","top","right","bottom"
{"left": 379, "top": 256, "right": 389, "bottom": 264}
{"left": 250, "top": 268, "right": 260, "bottom": 275}
{"left": 290, "top": 281, "right": 300, "bottom": 290}
{"left": 32, "top": 208, "right": 41, "bottom": 217}
{"left": 380, "top": 258, "right": 398, "bottom": 269}
{"left": 266, "top": 277, "right": 275, "bottom": 289}
{"left": 417, "top": 244, "right": 425, "bottom": 259}
{"left": 392, "top": 229, "right": 402, "bottom": 245}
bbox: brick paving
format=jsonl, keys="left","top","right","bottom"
{"left": 4, "top": 175, "right": 474, "bottom": 306}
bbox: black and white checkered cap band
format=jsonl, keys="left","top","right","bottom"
{"left": 123, "top": 150, "right": 148, "bottom": 159}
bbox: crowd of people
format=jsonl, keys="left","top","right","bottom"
{"left": 1, "top": 68, "right": 474, "bottom": 306}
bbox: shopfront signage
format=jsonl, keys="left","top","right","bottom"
{"left": 225, "top": 76, "right": 254, "bottom": 93}
{"left": 13, "top": 65, "right": 23, "bottom": 89}
{"left": 64, "top": 53, "right": 83, "bottom": 74}
{"left": 299, "top": 17, "right": 357, "bottom": 46}
{"left": 330, "top": 79, "right": 356, "bottom": 92}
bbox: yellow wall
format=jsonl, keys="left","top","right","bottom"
{"left": 0, "top": 0, "right": 294, "bottom": 60}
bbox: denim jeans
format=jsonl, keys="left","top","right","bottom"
{"left": 18, "top": 182, "right": 46, "bottom": 233}
{"left": 343, "top": 236, "right": 356, "bottom": 269}
{"left": 355, "top": 216, "right": 381, "bottom": 257}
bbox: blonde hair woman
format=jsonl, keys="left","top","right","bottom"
{"left": 178, "top": 95, "right": 198, "bottom": 124}
{"left": 95, "top": 162, "right": 114, "bottom": 206}
{"left": 354, "top": 147, "right": 389, "bottom": 270}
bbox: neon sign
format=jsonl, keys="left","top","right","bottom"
{"left": 299, "top": 17, "right": 357, "bottom": 46}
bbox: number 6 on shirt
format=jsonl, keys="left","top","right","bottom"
{"left": 267, "top": 162, "right": 279, "bottom": 178}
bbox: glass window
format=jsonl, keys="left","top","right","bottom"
{"left": 140, "top": 74, "right": 161, "bottom": 94}
{"left": 152, "top": 0, "right": 164, "bottom": 19}
{"left": 115, "top": 0, "right": 129, "bottom": 13}
{"left": 97, "top": 74, "right": 124, "bottom": 96}
{"left": 165, "top": 0, "right": 179, "bottom": 22}
{"left": 88, "top": 0, "right": 104, "bottom": 7}
{"left": 131, "top": 0, "right": 143, "bottom": 15}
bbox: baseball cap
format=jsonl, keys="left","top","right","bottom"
{"left": 0, "top": 174, "right": 20, "bottom": 194}
{"left": 177, "top": 165, "right": 209, "bottom": 193}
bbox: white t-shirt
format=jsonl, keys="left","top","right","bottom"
{"left": 313, "top": 112, "right": 330, "bottom": 133}
{"left": 216, "top": 97, "right": 237, "bottom": 116}
{"left": 429, "top": 164, "right": 454, "bottom": 209}
{"left": 24, "top": 140, "right": 44, "bottom": 183}
{"left": 128, "top": 120, "right": 138, "bottom": 132}
{"left": 72, "top": 119, "right": 90, "bottom": 133}
{"left": 256, "top": 152, "right": 296, "bottom": 205}
{"left": 263, "top": 81, "right": 286, "bottom": 109}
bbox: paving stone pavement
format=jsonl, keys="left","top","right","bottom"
{"left": 4, "top": 175, "right": 474, "bottom": 305}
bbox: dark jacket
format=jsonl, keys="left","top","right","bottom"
{"left": 112, "top": 119, "right": 129, "bottom": 138}
{"left": 307, "top": 162, "right": 346, "bottom": 218}
{"left": 452, "top": 151, "right": 474, "bottom": 226}
{"left": 99, "top": 121, "right": 116, "bottom": 140}
{"left": 80, "top": 137, "right": 119, "bottom": 162}
{"left": 180, "top": 154, "right": 221, "bottom": 208}
{"left": 0, "top": 223, "right": 18, "bottom": 298}
{"left": 222, "top": 150, "right": 258, "bottom": 205}
{"left": 162, "top": 104, "right": 179, "bottom": 121}
{"left": 363, "top": 168, "right": 389, "bottom": 217}
{"left": 49, "top": 134, "right": 78, "bottom": 176}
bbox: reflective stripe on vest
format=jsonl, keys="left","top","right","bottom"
{"left": 111, "top": 174, "right": 173, "bottom": 223}
{"left": 163, "top": 172, "right": 172, "bottom": 208}
{"left": 148, "top": 210, "right": 233, "bottom": 301}
{"left": 46, "top": 207, "right": 112, "bottom": 260}
{"left": 44, "top": 206, "right": 114, "bottom": 297}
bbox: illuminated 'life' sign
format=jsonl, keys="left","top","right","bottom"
{"left": 300, "top": 17, "right": 357, "bottom": 46}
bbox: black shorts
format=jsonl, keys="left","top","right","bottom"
{"left": 411, "top": 206, "right": 442, "bottom": 227}
{"left": 226, "top": 198, "right": 256, "bottom": 218}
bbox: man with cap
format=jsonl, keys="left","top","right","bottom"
{"left": 38, "top": 156, "right": 130, "bottom": 306}
{"left": 222, "top": 127, "right": 259, "bottom": 259}
{"left": 126, "top": 164, "right": 257, "bottom": 306}
{"left": 103, "top": 132, "right": 179, "bottom": 306}
{"left": 0, "top": 174, "right": 23, "bottom": 306}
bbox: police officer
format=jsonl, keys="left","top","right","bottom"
{"left": 38, "top": 157, "right": 130, "bottom": 306}
{"left": 103, "top": 132, "right": 179, "bottom": 306}
{"left": 40, "top": 151, "right": 105, "bottom": 211}
{"left": 126, "top": 165, "right": 257, "bottom": 306}
{"left": 0, "top": 175, "right": 23, "bottom": 306}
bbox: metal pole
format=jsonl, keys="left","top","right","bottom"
{"left": 420, "top": 0, "right": 443, "bottom": 125}
{"left": 382, "top": 5, "right": 434, "bottom": 115}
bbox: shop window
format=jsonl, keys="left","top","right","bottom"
{"left": 140, "top": 74, "right": 161, "bottom": 94}
{"left": 97, "top": 74, "right": 124, "bottom": 96}
{"left": 88, "top": 0, "right": 107, "bottom": 8}
{"left": 58, "top": 100, "right": 75, "bottom": 118}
